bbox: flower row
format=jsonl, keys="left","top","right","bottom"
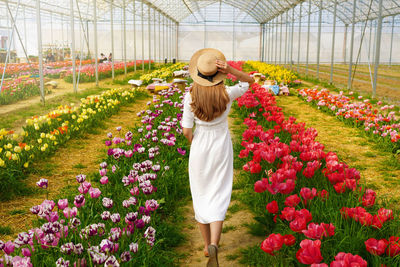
{"left": 0, "top": 85, "right": 189, "bottom": 266}
{"left": 246, "top": 61, "right": 298, "bottom": 85}
{"left": 235, "top": 83, "right": 400, "bottom": 266}
{"left": 139, "top": 63, "right": 186, "bottom": 85}
{"left": 297, "top": 87, "right": 400, "bottom": 152}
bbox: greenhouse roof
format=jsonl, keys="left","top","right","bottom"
{"left": 1, "top": 0, "right": 400, "bottom": 24}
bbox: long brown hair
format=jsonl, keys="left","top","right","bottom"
{"left": 190, "top": 81, "right": 230, "bottom": 122}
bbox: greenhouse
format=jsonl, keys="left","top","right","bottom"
{"left": 0, "top": 0, "right": 399, "bottom": 266}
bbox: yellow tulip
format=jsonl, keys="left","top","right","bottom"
{"left": 0, "top": 148, "right": 2, "bottom": 153}
{"left": 54, "top": 141, "right": 58, "bottom": 146}
{"left": 34, "top": 124, "right": 39, "bottom": 130}
{"left": 72, "top": 115, "right": 77, "bottom": 119}
{"left": 7, "top": 143, "right": 12, "bottom": 149}
{"left": 25, "top": 145, "right": 31, "bottom": 151}
{"left": 14, "top": 146, "right": 22, "bottom": 153}
{"left": 0, "top": 158, "right": 5, "bottom": 167}
{"left": 5, "top": 151, "right": 11, "bottom": 158}
{"left": 41, "top": 146, "right": 46, "bottom": 152}
{"left": 40, "top": 133, "right": 45, "bottom": 138}
{"left": 38, "top": 139, "right": 42, "bottom": 144}
{"left": 12, "top": 134, "right": 19, "bottom": 140}
{"left": 11, "top": 154, "right": 18, "bottom": 161}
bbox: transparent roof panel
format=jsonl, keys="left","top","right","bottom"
{"left": 1, "top": 0, "right": 400, "bottom": 24}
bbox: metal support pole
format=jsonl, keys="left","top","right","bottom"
{"left": 389, "top": 16, "right": 395, "bottom": 66}
{"left": 306, "top": 0, "right": 311, "bottom": 75}
{"left": 372, "top": 0, "right": 383, "bottom": 98}
{"left": 368, "top": 20, "right": 373, "bottom": 61}
{"left": 284, "top": 16, "right": 288, "bottom": 64}
{"left": 148, "top": 5, "right": 151, "bottom": 70}
{"left": 141, "top": 0, "right": 144, "bottom": 70}
{"left": 275, "top": 18, "right": 278, "bottom": 64}
{"left": 290, "top": 8, "right": 294, "bottom": 69}
{"left": 158, "top": 12, "right": 161, "bottom": 62}
{"left": 204, "top": 17, "right": 207, "bottom": 48}
{"left": 133, "top": 0, "right": 137, "bottom": 71}
{"left": 347, "top": 0, "right": 357, "bottom": 89}
{"left": 23, "top": 6, "right": 27, "bottom": 56}
{"left": 163, "top": 16, "right": 165, "bottom": 62}
{"left": 93, "top": 0, "right": 98, "bottom": 86}
{"left": 260, "top": 24, "right": 264, "bottom": 61}
{"left": 50, "top": 12, "right": 53, "bottom": 55}
{"left": 111, "top": 0, "right": 114, "bottom": 79}
{"left": 316, "top": 0, "right": 323, "bottom": 80}
{"left": 279, "top": 14, "right": 283, "bottom": 64}
{"left": 297, "top": 3, "right": 302, "bottom": 71}
{"left": 232, "top": 9, "right": 235, "bottom": 60}
{"left": 265, "top": 23, "right": 268, "bottom": 62}
{"left": 70, "top": 0, "right": 77, "bottom": 93}
{"left": 343, "top": 24, "right": 348, "bottom": 64}
{"left": 36, "top": 0, "right": 45, "bottom": 103}
{"left": 176, "top": 23, "right": 179, "bottom": 61}
{"left": 153, "top": 9, "right": 156, "bottom": 63}
{"left": 123, "top": 0, "right": 127, "bottom": 76}
{"left": 330, "top": 0, "right": 337, "bottom": 84}
{"left": 62, "top": 15, "right": 65, "bottom": 60}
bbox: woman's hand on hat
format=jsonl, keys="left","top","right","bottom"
{"left": 216, "top": 59, "right": 230, "bottom": 74}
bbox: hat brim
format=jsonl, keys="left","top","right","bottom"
{"left": 188, "top": 48, "right": 227, "bottom": 86}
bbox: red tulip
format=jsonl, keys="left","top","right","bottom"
{"left": 285, "top": 194, "right": 301, "bottom": 207}
{"left": 283, "top": 234, "right": 296, "bottom": 246}
{"left": 330, "top": 252, "right": 367, "bottom": 267}
{"left": 296, "top": 239, "right": 323, "bottom": 265}
{"left": 260, "top": 233, "right": 284, "bottom": 255}
{"left": 280, "top": 207, "right": 296, "bottom": 221}
{"left": 365, "top": 238, "right": 388, "bottom": 256}
{"left": 266, "top": 201, "right": 279, "bottom": 214}
{"left": 387, "top": 236, "right": 400, "bottom": 257}
{"left": 290, "top": 217, "right": 307, "bottom": 233}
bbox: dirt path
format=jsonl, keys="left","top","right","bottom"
{"left": 276, "top": 94, "right": 400, "bottom": 204}
{"left": 0, "top": 96, "right": 151, "bottom": 241}
{"left": 176, "top": 113, "right": 263, "bottom": 267}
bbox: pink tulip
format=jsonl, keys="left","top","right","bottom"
{"left": 57, "top": 199, "right": 68, "bottom": 210}
{"left": 100, "top": 176, "right": 109, "bottom": 185}
{"left": 89, "top": 187, "right": 101, "bottom": 198}
{"left": 4, "top": 241, "right": 15, "bottom": 255}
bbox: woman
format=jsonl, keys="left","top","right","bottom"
{"left": 182, "top": 48, "right": 254, "bottom": 267}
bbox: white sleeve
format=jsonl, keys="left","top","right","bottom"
{"left": 227, "top": 81, "right": 250, "bottom": 100}
{"left": 181, "top": 92, "right": 194, "bottom": 128}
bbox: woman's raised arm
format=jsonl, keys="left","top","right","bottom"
{"left": 216, "top": 60, "right": 255, "bottom": 85}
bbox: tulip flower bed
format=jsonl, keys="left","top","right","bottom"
{"left": 0, "top": 60, "right": 94, "bottom": 79}
{"left": 297, "top": 87, "right": 400, "bottom": 153}
{"left": 246, "top": 61, "right": 298, "bottom": 85}
{"left": 233, "top": 83, "right": 400, "bottom": 266}
{"left": 64, "top": 61, "right": 153, "bottom": 84}
{"left": 139, "top": 63, "right": 186, "bottom": 85}
{"left": 0, "top": 88, "right": 148, "bottom": 200}
{"left": 0, "top": 78, "right": 45, "bottom": 105}
{"left": 0, "top": 86, "right": 190, "bottom": 266}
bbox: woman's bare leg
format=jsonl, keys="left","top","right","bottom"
{"left": 210, "top": 221, "right": 224, "bottom": 246}
{"left": 198, "top": 223, "right": 211, "bottom": 252}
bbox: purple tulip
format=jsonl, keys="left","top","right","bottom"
{"left": 101, "top": 211, "right": 111, "bottom": 220}
{"left": 116, "top": 126, "right": 122, "bottom": 131}
{"left": 21, "top": 247, "right": 31, "bottom": 257}
{"left": 99, "top": 168, "right": 107, "bottom": 176}
{"left": 63, "top": 207, "right": 77, "bottom": 218}
{"left": 99, "top": 176, "right": 109, "bottom": 185}
{"left": 58, "top": 199, "right": 68, "bottom": 210}
{"left": 105, "top": 140, "right": 112, "bottom": 146}
{"left": 4, "top": 241, "right": 15, "bottom": 255}
{"left": 74, "top": 195, "right": 85, "bottom": 208}
{"left": 56, "top": 257, "right": 70, "bottom": 267}
{"left": 60, "top": 242, "right": 75, "bottom": 255}
{"left": 107, "top": 132, "right": 113, "bottom": 138}
{"left": 11, "top": 256, "right": 32, "bottom": 267}
{"left": 177, "top": 148, "right": 186, "bottom": 155}
{"left": 99, "top": 239, "right": 114, "bottom": 253}
{"left": 129, "top": 242, "right": 138, "bottom": 253}
{"left": 89, "top": 187, "right": 101, "bottom": 199}
{"left": 120, "top": 251, "right": 132, "bottom": 262}
{"left": 78, "top": 181, "right": 91, "bottom": 194}
{"left": 74, "top": 243, "right": 84, "bottom": 255}
{"left": 135, "top": 219, "right": 145, "bottom": 229}
{"left": 110, "top": 213, "right": 121, "bottom": 223}
{"left": 0, "top": 240, "right": 5, "bottom": 250}
{"left": 36, "top": 178, "right": 48, "bottom": 189}
{"left": 102, "top": 198, "right": 113, "bottom": 209}
{"left": 46, "top": 211, "right": 59, "bottom": 223}
{"left": 99, "top": 162, "right": 108, "bottom": 169}
{"left": 76, "top": 174, "right": 86, "bottom": 183}
{"left": 124, "top": 150, "right": 133, "bottom": 158}
{"left": 130, "top": 187, "right": 140, "bottom": 196}
{"left": 125, "top": 212, "right": 138, "bottom": 224}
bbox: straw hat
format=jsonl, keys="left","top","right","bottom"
{"left": 189, "top": 48, "right": 227, "bottom": 86}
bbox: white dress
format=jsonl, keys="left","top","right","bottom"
{"left": 181, "top": 82, "right": 249, "bottom": 224}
